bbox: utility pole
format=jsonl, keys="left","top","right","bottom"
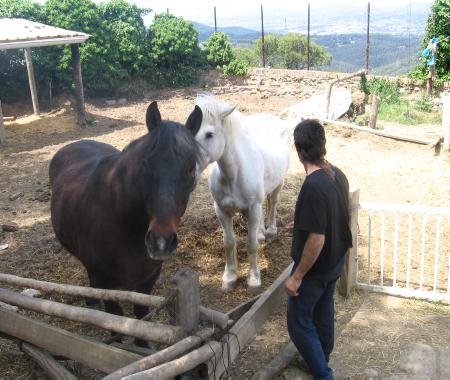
{"left": 307, "top": 3, "right": 311, "bottom": 70}
{"left": 365, "top": 2, "right": 370, "bottom": 73}
{"left": 261, "top": 4, "right": 265, "bottom": 67}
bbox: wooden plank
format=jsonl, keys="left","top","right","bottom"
{"left": 226, "top": 294, "right": 261, "bottom": 322}
{"left": 252, "top": 341, "right": 298, "bottom": 380}
{"left": 21, "top": 342, "right": 77, "bottom": 380}
{"left": 105, "top": 327, "right": 217, "bottom": 380}
{"left": 0, "top": 308, "right": 140, "bottom": 373}
{"left": 24, "top": 48, "right": 40, "bottom": 116}
{"left": 321, "top": 118, "right": 435, "bottom": 145}
{"left": 368, "top": 95, "right": 380, "bottom": 129}
{"left": 443, "top": 93, "right": 450, "bottom": 151}
{"left": 0, "top": 287, "right": 184, "bottom": 345}
{"left": 0, "top": 272, "right": 229, "bottom": 328}
{"left": 0, "top": 100, "right": 5, "bottom": 145}
{"left": 339, "top": 189, "right": 360, "bottom": 297}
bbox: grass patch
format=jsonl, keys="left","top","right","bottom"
{"left": 378, "top": 100, "right": 442, "bottom": 125}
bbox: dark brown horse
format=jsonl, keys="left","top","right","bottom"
{"left": 50, "top": 102, "right": 202, "bottom": 323}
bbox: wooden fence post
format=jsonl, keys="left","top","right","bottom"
{"left": 169, "top": 267, "right": 200, "bottom": 335}
{"left": 0, "top": 100, "right": 5, "bottom": 145}
{"left": 24, "top": 48, "right": 40, "bottom": 116}
{"left": 339, "top": 188, "right": 360, "bottom": 297}
{"left": 368, "top": 95, "right": 380, "bottom": 129}
{"left": 443, "top": 93, "right": 450, "bottom": 151}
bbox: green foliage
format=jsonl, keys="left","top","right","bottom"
{"left": 148, "top": 14, "right": 205, "bottom": 87}
{"left": 203, "top": 32, "right": 248, "bottom": 76}
{"left": 415, "top": 94, "right": 433, "bottom": 112}
{"left": 365, "top": 78, "right": 401, "bottom": 104}
{"left": 222, "top": 58, "right": 249, "bottom": 76}
{"left": 204, "top": 32, "right": 234, "bottom": 67}
{"left": 233, "top": 46, "right": 258, "bottom": 67}
{"left": 378, "top": 101, "right": 441, "bottom": 125}
{"left": 411, "top": 0, "right": 450, "bottom": 85}
{"left": 253, "top": 33, "right": 331, "bottom": 69}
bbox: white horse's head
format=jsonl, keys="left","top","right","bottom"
{"left": 194, "top": 94, "right": 236, "bottom": 173}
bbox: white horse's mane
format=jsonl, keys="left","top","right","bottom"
{"left": 195, "top": 93, "right": 243, "bottom": 137}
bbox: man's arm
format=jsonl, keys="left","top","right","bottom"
{"left": 284, "top": 232, "right": 325, "bottom": 297}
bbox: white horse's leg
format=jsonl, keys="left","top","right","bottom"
{"left": 266, "top": 183, "right": 283, "bottom": 239}
{"left": 257, "top": 209, "right": 266, "bottom": 243}
{"left": 215, "top": 203, "right": 238, "bottom": 291}
{"left": 246, "top": 203, "right": 262, "bottom": 288}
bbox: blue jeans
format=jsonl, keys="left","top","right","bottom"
{"left": 287, "top": 276, "right": 337, "bottom": 380}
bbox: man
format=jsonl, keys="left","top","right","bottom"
{"left": 284, "top": 119, "right": 352, "bottom": 380}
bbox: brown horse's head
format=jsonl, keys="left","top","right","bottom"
{"left": 139, "top": 102, "right": 202, "bottom": 261}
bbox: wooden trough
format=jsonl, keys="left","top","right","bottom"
{"left": 0, "top": 262, "right": 292, "bottom": 379}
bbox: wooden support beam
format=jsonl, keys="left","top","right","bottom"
{"left": 443, "top": 93, "right": 450, "bottom": 151}
{"left": 169, "top": 267, "right": 199, "bottom": 334}
{"left": 321, "top": 118, "right": 435, "bottom": 145}
{"left": 133, "top": 263, "right": 293, "bottom": 379}
{"left": 0, "top": 308, "right": 140, "bottom": 373}
{"left": 0, "top": 272, "right": 229, "bottom": 328}
{"left": 0, "top": 287, "right": 184, "bottom": 345}
{"left": 20, "top": 342, "right": 77, "bottom": 380}
{"left": 339, "top": 188, "right": 360, "bottom": 297}
{"left": 0, "top": 100, "right": 5, "bottom": 145}
{"left": 105, "top": 327, "right": 217, "bottom": 380}
{"left": 24, "top": 48, "right": 40, "bottom": 116}
{"left": 368, "top": 94, "right": 380, "bottom": 129}
{"left": 70, "top": 44, "right": 86, "bottom": 127}
{"left": 252, "top": 341, "right": 298, "bottom": 380}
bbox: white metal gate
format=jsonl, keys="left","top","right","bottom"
{"left": 356, "top": 202, "right": 450, "bottom": 302}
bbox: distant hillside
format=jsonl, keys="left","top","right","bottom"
{"left": 192, "top": 22, "right": 260, "bottom": 44}
{"left": 192, "top": 21, "right": 423, "bottom": 76}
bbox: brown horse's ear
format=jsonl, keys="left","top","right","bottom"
{"left": 185, "top": 105, "right": 203, "bottom": 136}
{"left": 146, "top": 101, "right": 161, "bottom": 131}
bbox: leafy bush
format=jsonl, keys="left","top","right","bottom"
{"left": 253, "top": 33, "right": 331, "bottom": 69}
{"left": 365, "top": 78, "right": 401, "bottom": 104}
{"left": 204, "top": 32, "right": 234, "bottom": 68}
{"left": 415, "top": 94, "right": 433, "bottom": 113}
{"left": 147, "top": 14, "right": 205, "bottom": 87}
{"left": 222, "top": 58, "right": 249, "bottom": 77}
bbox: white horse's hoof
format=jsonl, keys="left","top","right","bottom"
{"left": 222, "top": 279, "right": 237, "bottom": 292}
{"left": 257, "top": 232, "right": 266, "bottom": 243}
{"left": 247, "top": 274, "right": 261, "bottom": 288}
{"left": 222, "top": 271, "right": 238, "bottom": 292}
{"left": 265, "top": 227, "right": 277, "bottom": 240}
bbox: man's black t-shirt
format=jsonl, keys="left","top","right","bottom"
{"left": 290, "top": 165, "right": 352, "bottom": 281}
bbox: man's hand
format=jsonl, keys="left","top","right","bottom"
{"left": 285, "top": 275, "right": 302, "bottom": 297}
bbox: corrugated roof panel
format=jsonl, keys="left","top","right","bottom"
{"left": 0, "top": 18, "right": 90, "bottom": 49}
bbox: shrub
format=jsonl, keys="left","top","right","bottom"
{"left": 204, "top": 32, "right": 234, "bottom": 68}
{"left": 147, "top": 14, "right": 205, "bottom": 87}
{"left": 365, "top": 78, "right": 401, "bottom": 104}
{"left": 222, "top": 58, "right": 249, "bottom": 77}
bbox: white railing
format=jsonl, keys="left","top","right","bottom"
{"left": 356, "top": 202, "right": 450, "bottom": 302}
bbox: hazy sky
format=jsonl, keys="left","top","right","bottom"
{"left": 132, "top": 0, "right": 433, "bottom": 25}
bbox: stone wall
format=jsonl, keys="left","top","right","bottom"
{"left": 200, "top": 68, "right": 426, "bottom": 101}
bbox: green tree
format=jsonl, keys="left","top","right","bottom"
{"left": 204, "top": 32, "right": 234, "bottom": 68}
{"left": 45, "top": 0, "right": 127, "bottom": 95}
{"left": 100, "top": 0, "right": 150, "bottom": 76}
{"left": 148, "top": 13, "right": 205, "bottom": 87}
{"left": 254, "top": 33, "right": 281, "bottom": 67}
{"left": 411, "top": 0, "right": 450, "bottom": 84}
{"left": 253, "top": 33, "right": 331, "bottom": 69}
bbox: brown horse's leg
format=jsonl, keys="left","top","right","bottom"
{"left": 86, "top": 269, "right": 124, "bottom": 316}
{"left": 133, "top": 268, "right": 161, "bottom": 347}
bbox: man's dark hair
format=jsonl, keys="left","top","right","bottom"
{"left": 293, "top": 119, "right": 326, "bottom": 164}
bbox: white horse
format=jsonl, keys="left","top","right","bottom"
{"left": 195, "top": 94, "right": 292, "bottom": 290}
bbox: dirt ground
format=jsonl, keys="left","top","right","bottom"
{"left": 0, "top": 86, "right": 449, "bottom": 378}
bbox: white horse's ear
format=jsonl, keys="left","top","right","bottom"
{"left": 219, "top": 104, "right": 236, "bottom": 120}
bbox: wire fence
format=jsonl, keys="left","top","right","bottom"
{"left": 164, "top": 1, "right": 432, "bottom": 77}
